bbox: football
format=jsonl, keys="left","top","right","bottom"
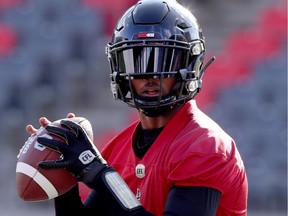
{"left": 16, "top": 117, "right": 94, "bottom": 202}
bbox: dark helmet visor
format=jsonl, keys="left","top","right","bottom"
{"left": 110, "top": 45, "right": 190, "bottom": 76}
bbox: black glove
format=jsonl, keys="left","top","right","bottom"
{"left": 38, "top": 119, "right": 107, "bottom": 179}
{"left": 38, "top": 120, "right": 148, "bottom": 215}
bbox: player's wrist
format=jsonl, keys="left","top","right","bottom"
{"left": 76, "top": 160, "right": 109, "bottom": 186}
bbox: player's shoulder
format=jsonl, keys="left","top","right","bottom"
{"left": 170, "top": 108, "right": 236, "bottom": 161}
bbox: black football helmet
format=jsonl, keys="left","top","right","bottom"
{"left": 106, "top": 0, "right": 215, "bottom": 116}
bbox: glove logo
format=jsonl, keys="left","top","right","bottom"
{"left": 79, "top": 150, "right": 95, "bottom": 164}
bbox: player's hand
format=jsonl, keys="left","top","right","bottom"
{"left": 26, "top": 113, "right": 76, "bottom": 135}
{"left": 37, "top": 119, "right": 107, "bottom": 179}
{"left": 20, "top": 113, "right": 76, "bottom": 160}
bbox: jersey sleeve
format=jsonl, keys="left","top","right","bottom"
{"left": 167, "top": 135, "right": 248, "bottom": 213}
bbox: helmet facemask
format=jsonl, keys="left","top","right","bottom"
{"left": 108, "top": 39, "right": 205, "bottom": 116}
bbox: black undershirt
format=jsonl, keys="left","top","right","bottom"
{"left": 133, "top": 126, "right": 164, "bottom": 159}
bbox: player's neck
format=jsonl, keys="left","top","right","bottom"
{"left": 138, "top": 105, "right": 182, "bottom": 130}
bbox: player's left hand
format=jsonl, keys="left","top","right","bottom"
{"left": 37, "top": 119, "right": 107, "bottom": 178}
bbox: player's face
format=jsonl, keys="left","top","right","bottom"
{"left": 131, "top": 77, "right": 176, "bottom": 98}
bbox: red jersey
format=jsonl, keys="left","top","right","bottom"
{"left": 101, "top": 100, "right": 248, "bottom": 216}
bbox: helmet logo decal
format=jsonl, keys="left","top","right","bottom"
{"left": 137, "top": 33, "right": 155, "bottom": 39}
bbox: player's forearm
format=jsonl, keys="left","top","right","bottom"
{"left": 54, "top": 184, "right": 87, "bottom": 215}
{"left": 80, "top": 162, "right": 153, "bottom": 215}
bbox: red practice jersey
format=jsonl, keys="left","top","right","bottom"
{"left": 101, "top": 100, "right": 248, "bottom": 216}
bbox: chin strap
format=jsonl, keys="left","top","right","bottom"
{"left": 198, "top": 56, "right": 216, "bottom": 91}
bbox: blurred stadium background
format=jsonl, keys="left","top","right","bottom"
{"left": 0, "top": 0, "right": 286, "bottom": 215}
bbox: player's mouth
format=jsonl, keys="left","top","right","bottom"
{"left": 142, "top": 88, "right": 160, "bottom": 97}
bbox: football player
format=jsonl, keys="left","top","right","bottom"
{"left": 27, "top": 0, "right": 248, "bottom": 215}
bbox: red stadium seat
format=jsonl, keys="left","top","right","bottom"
{"left": 226, "top": 2, "right": 287, "bottom": 66}
{"left": 0, "top": 0, "right": 24, "bottom": 10}
{"left": 259, "top": 2, "right": 287, "bottom": 37}
{"left": 0, "top": 24, "right": 17, "bottom": 58}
